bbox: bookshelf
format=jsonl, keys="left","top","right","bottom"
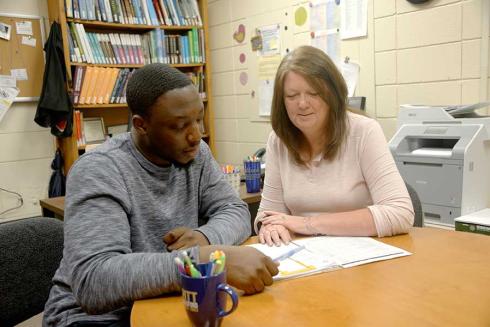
{"left": 46, "top": 0, "right": 214, "bottom": 173}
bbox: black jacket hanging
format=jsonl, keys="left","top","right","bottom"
{"left": 48, "top": 149, "right": 65, "bottom": 198}
{"left": 34, "top": 21, "right": 73, "bottom": 137}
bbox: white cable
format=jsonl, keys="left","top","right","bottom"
{"left": 0, "top": 187, "right": 24, "bottom": 216}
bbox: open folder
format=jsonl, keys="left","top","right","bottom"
{"left": 249, "top": 236, "right": 411, "bottom": 280}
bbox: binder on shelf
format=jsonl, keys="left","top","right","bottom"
{"left": 78, "top": 66, "right": 93, "bottom": 104}
{"left": 85, "top": 66, "right": 101, "bottom": 104}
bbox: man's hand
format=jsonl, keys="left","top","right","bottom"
{"left": 163, "top": 227, "right": 210, "bottom": 251}
{"left": 200, "top": 245, "right": 279, "bottom": 295}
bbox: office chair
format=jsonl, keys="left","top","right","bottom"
{"left": 405, "top": 182, "right": 423, "bottom": 227}
{"left": 0, "top": 217, "right": 64, "bottom": 326}
{"left": 348, "top": 96, "right": 366, "bottom": 111}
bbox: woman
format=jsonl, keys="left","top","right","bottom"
{"left": 256, "top": 46, "right": 414, "bottom": 246}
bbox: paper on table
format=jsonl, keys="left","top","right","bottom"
{"left": 295, "top": 236, "right": 411, "bottom": 268}
{"left": 250, "top": 242, "right": 300, "bottom": 259}
{"left": 276, "top": 251, "right": 337, "bottom": 280}
{"left": 249, "top": 241, "right": 339, "bottom": 280}
{"left": 249, "top": 236, "right": 411, "bottom": 280}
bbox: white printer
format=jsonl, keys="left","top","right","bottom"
{"left": 389, "top": 104, "right": 490, "bottom": 228}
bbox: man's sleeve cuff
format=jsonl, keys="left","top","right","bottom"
{"left": 195, "top": 226, "right": 221, "bottom": 245}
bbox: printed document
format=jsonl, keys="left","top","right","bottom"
{"left": 249, "top": 236, "right": 411, "bottom": 280}
{"left": 0, "top": 86, "right": 20, "bottom": 123}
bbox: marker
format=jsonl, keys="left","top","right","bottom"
{"left": 209, "top": 250, "right": 226, "bottom": 275}
{"left": 174, "top": 257, "right": 186, "bottom": 275}
{"left": 272, "top": 245, "right": 306, "bottom": 262}
{"left": 216, "top": 252, "right": 226, "bottom": 274}
{"left": 212, "top": 259, "right": 222, "bottom": 276}
{"left": 182, "top": 251, "right": 202, "bottom": 278}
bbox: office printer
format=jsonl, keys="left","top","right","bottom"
{"left": 389, "top": 105, "right": 490, "bottom": 228}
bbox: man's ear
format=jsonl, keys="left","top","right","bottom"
{"left": 132, "top": 114, "right": 147, "bottom": 134}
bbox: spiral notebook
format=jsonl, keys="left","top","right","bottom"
{"left": 249, "top": 236, "right": 411, "bottom": 280}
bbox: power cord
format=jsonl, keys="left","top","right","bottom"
{"left": 0, "top": 187, "right": 24, "bottom": 216}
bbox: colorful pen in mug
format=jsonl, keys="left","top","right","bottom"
{"left": 174, "top": 257, "right": 186, "bottom": 275}
{"left": 182, "top": 251, "right": 202, "bottom": 278}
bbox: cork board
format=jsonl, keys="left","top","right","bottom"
{"left": 0, "top": 13, "right": 45, "bottom": 100}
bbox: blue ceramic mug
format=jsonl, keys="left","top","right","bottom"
{"left": 180, "top": 264, "right": 238, "bottom": 327}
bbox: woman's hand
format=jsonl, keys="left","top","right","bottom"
{"left": 261, "top": 211, "right": 311, "bottom": 235}
{"left": 258, "top": 223, "right": 292, "bottom": 247}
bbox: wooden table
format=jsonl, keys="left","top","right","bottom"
{"left": 131, "top": 228, "right": 490, "bottom": 327}
{"left": 39, "top": 184, "right": 261, "bottom": 220}
{"left": 39, "top": 196, "right": 65, "bottom": 219}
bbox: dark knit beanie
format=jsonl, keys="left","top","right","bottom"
{"left": 126, "top": 63, "right": 192, "bottom": 117}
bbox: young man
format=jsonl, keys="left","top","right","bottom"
{"left": 43, "top": 64, "right": 278, "bottom": 327}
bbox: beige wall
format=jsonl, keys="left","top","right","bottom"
{"left": 208, "top": 0, "right": 490, "bottom": 166}
{"left": 0, "top": 1, "right": 54, "bottom": 220}
{"left": 1, "top": 0, "right": 488, "bottom": 218}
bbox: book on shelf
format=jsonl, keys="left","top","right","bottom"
{"left": 71, "top": 66, "right": 204, "bottom": 106}
{"left": 249, "top": 236, "right": 411, "bottom": 280}
{"left": 72, "top": 65, "right": 85, "bottom": 103}
{"left": 118, "top": 0, "right": 128, "bottom": 23}
{"left": 67, "top": 28, "right": 78, "bottom": 62}
{"left": 78, "top": 66, "right": 92, "bottom": 104}
{"left": 72, "top": 66, "right": 134, "bottom": 105}
{"left": 65, "top": 0, "right": 202, "bottom": 26}
{"left": 66, "top": 23, "right": 205, "bottom": 65}
{"left": 85, "top": 66, "right": 101, "bottom": 104}
{"left": 74, "top": 109, "right": 86, "bottom": 146}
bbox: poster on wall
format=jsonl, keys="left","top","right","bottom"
{"left": 258, "top": 55, "right": 282, "bottom": 116}
{"left": 259, "top": 80, "right": 274, "bottom": 116}
{"left": 257, "top": 24, "right": 281, "bottom": 57}
{"left": 310, "top": 0, "right": 341, "bottom": 64}
{"left": 340, "top": 0, "right": 368, "bottom": 39}
{"left": 310, "top": 0, "right": 340, "bottom": 31}
{"left": 0, "top": 86, "right": 19, "bottom": 123}
{"left": 0, "top": 22, "right": 11, "bottom": 40}
{"left": 311, "top": 29, "right": 340, "bottom": 65}
{"left": 0, "top": 75, "right": 18, "bottom": 123}
{"left": 341, "top": 61, "right": 360, "bottom": 97}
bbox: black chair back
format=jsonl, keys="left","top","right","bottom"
{"left": 0, "top": 217, "right": 64, "bottom": 326}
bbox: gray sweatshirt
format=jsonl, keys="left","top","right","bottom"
{"left": 43, "top": 133, "right": 250, "bottom": 326}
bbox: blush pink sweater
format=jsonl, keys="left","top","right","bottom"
{"left": 257, "top": 112, "right": 414, "bottom": 237}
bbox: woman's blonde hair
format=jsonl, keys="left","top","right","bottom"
{"left": 271, "top": 45, "right": 349, "bottom": 165}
